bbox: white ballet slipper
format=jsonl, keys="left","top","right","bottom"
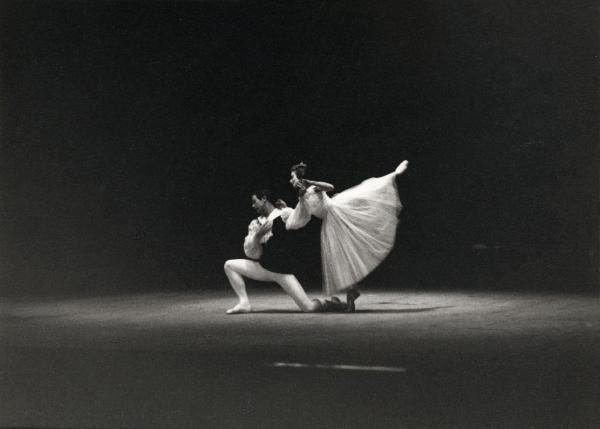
{"left": 395, "top": 160, "right": 409, "bottom": 175}
{"left": 226, "top": 303, "right": 252, "bottom": 315}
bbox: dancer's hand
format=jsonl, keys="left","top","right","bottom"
{"left": 290, "top": 172, "right": 305, "bottom": 190}
{"left": 255, "top": 220, "right": 272, "bottom": 238}
{"left": 247, "top": 219, "right": 261, "bottom": 234}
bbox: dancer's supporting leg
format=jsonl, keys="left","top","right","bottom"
{"left": 224, "top": 259, "right": 254, "bottom": 314}
{"left": 345, "top": 287, "right": 361, "bottom": 313}
{"left": 224, "top": 259, "right": 321, "bottom": 314}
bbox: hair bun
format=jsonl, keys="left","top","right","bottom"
{"left": 290, "top": 162, "right": 308, "bottom": 178}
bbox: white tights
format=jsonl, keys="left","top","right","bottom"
{"left": 223, "top": 259, "right": 320, "bottom": 313}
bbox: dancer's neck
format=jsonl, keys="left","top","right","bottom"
{"left": 263, "top": 203, "right": 276, "bottom": 217}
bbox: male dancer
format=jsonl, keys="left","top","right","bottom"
{"left": 224, "top": 189, "right": 344, "bottom": 314}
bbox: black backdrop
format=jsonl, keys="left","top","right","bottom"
{"left": 1, "top": 0, "right": 597, "bottom": 296}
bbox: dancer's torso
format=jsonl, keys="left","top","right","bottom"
{"left": 303, "top": 186, "right": 330, "bottom": 219}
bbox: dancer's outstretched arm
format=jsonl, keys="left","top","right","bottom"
{"left": 303, "top": 179, "right": 334, "bottom": 192}
{"left": 290, "top": 172, "right": 334, "bottom": 193}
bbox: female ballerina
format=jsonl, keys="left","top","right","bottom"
{"left": 285, "top": 160, "right": 409, "bottom": 311}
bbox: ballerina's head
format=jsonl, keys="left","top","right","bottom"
{"left": 290, "top": 162, "right": 307, "bottom": 191}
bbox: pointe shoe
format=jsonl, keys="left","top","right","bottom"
{"left": 323, "top": 296, "right": 347, "bottom": 313}
{"left": 226, "top": 303, "right": 251, "bottom": 315}
{"left": 346, "top": 289, "right": 361, "bottom": 313}
{"left": 395, "top": 160, "right": 409, "bottom": 175}
{"left": 312, "top": 298, "right": 325, "bottom": 312}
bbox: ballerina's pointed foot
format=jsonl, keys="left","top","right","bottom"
{"left": 311, "top": 298, "right": 347, "bottom": 313}
{"left": 395, "top": 160, "right": 409, "bottom": 175}
{"left": 346, "top": 289, "right": 361, "bottom": 313}
{"left": 226, "top": 303, "right": 252, "bottom": 315}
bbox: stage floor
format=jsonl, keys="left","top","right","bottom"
{"left": 1, "top": 289, "right": 599, "bottom": 428}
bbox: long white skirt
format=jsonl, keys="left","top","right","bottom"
{"left": 321, "top": 172, "right": 402, "bottom": 295}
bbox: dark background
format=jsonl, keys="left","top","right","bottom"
{"left": 1, "top": 0, "right": 597, "bottom": 296}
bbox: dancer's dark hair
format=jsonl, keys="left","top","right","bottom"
{"left": 253, "top": 189, "right": 275, "bottom": 203}
{"left": 290, "top": 162, "right": 307, "bottom": 179}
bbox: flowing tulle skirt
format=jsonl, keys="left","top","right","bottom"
{"left": 320, "top": 172, "right": 402, "bottom": 295}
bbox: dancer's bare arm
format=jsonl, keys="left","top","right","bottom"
{"left": 304, "top": 179, "right": 334, "bottom": 192}
{"left": 255, "top": 220, "right": 272, "bottom": 239}
{"left": 243, "top": 234, "right": 262, "bottom": 259}
{"left": 243, "top": 220, "right": 273, "bottom": 259}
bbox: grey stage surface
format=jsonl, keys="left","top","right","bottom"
{"left": 1, "top": 289, "right": 599, "bottom": 428}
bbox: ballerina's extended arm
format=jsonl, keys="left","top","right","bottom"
{"left": 302, "top": 179, "right": 334, "bottom": 193}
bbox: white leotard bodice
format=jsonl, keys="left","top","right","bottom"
{"left": 285, "top": 185, "right": 330, "bottom": 230}
{"left": 302, "top": 186, "right": 330, "bottom": 219}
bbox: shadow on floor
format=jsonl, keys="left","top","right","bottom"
{"left": 250, "top": 306, "right": 454, "bottom": 314}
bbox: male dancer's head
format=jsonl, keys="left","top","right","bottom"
{"left": 251, "top": 189, "right": 275, "bottom": 217}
